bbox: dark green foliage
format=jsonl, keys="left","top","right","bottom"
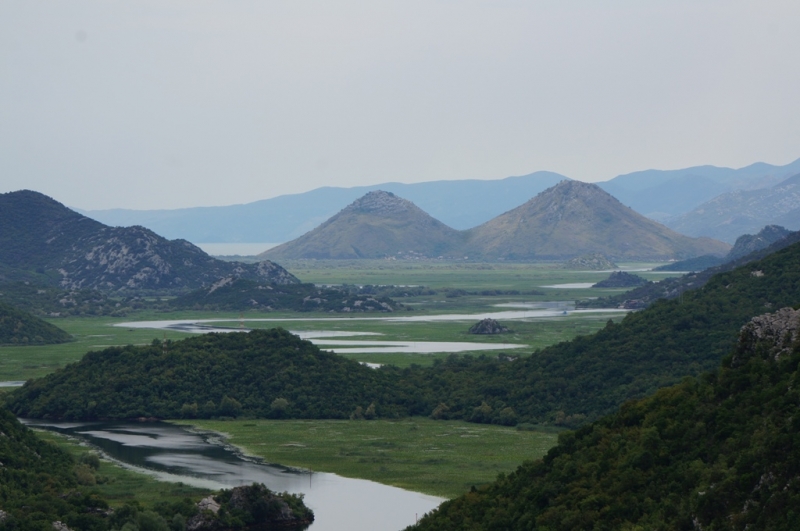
{"left": 5, "top": 329, "right": 400, "bottom": 420}
{"left": 0, "top": 407, "right": 111, "bottom": 530}
{"left": 168, "top": 279, "right": 398, "bottom": 312}
{"left": 398, "top": 239, "right": 800, "bottom": 425}
{"left": 202, "top": 484, "right": 313, "bottom": 530}
{"left": 585, "top": 229, "right": 800, "bottom": 309}
{"left": 10, "top": 242, "right": 800, "bottom": 427}
{"left": 409, "top": 309, "right": 800, "bottom": 530}
{"left": 0, "top": 300, "right": 71, "bottom": 345}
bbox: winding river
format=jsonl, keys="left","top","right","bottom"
{"left": 114, "top": 303, "right": 627, "bottom": 354}
{"left": 24, "top": 419, "right": 443, "bottom": 531}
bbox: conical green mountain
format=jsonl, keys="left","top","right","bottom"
{"left": 262, "top": 190, "right": 466, "bottom": 260}
{"left": 464, "top": 180, "right": 730, "bottom": 260}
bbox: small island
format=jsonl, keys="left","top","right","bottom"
{"left": 468, "top": 318, "right": 510, "bottom": 335}
{"left": 592, "top": 271, "right": 647, "bottom": 288}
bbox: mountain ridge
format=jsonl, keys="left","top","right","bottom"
{"left": 666, "top": 172, "right": 800, "bottom": 242}
{"left": 78, "top": 158, "right": 800, "bottom": 246}
{"left": 463, "top": 180, "right": 729, "bottom": 260}
{"left": 264, "top": 184, "right": 730, "bottom": 261}
{"left": 0, "top": 190, "right": 298, "bottom": 292}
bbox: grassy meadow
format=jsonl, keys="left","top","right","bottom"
{"left": 0, "top": 261, "right": 677, "bottom": 499}
{"left": 177, "top": 417, "right": 561, "bottom": 498}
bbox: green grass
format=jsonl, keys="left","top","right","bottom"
{"left": 0, "top": 308, "right": 623, "bottom": 380}
{"left": 0, "top": 262, "right": 672, "bottom": 380}
{"left": 32, "top": 428, "right": 210, "bottom": 507}
{"left": 175, "top": 417, "right": 561, "bottom": 498}
{"left": 283, "top": 259, "right": 676, "bottom": 293}
{"left": 0, "top": 314, "right": 221, "bottom": 381}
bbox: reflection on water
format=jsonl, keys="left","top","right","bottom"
{"left": 113, "top": 303, "right": 630, "bottom": 354}
{"left": 24, "top": 420, "right": 443, "bottom": 531}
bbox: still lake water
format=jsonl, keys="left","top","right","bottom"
{"left": 24, "top": 419, "right": 443, "bottom": 531}
{"left": 114, "top": 304, "right": 627, "bottom": 354}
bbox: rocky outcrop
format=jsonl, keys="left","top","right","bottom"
{"left": 726, "top": 225, "right": 792, "bottom": 261}
{"left": 468, "top": 318, "right": 510, "bottom": 335}
{"left": 186, "top": 484, "right": 313, "bottom": 531}
{"left": 733, "top": 307, "right": 800, "bottom": 366}
{"left": 592, "top": 271, "right": 647, "bottom": 288}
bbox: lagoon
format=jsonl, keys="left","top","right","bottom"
{"left": 115, "top": 305, "right": 627, "bottom": 354}
{"left": 24, "top": 419, "right": 443, "bottom": 531}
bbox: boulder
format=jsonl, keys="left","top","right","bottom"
{"left": 469, "top": 319, "right": 510, "bottom": 335}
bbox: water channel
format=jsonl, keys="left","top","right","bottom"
{"left": 114, "top": 303, "right": 627, "bottom": 354}
{"left": 24, "top": 419, "right": 443, "bottom": 531}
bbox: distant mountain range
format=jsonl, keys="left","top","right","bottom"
{"left": 80, "top": 171, "right": 568, "bottom": 245}
{"left": 597, "top": 159, "right": 800, "bottom": 220}
{"left": 0, "top": 190, "right": 298, "bottom": 292}
{"left": 78, "top": 158, "right": 800, "bottom": 247}
{"left": 666, "top": 172, "right": 800, "bottom": 243}
{"left": 263, "top": 183, "right": 730, "bottom": 261}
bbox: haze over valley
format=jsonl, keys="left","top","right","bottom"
{"left": 3, "top": 2, "right": 800, "bottom": 530}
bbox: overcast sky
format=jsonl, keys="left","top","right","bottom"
{"left": 1, "top": 1, "right": 799, "bottom": 210}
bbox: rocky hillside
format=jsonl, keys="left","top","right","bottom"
{"left": 262, "top": 185, "right": 729, "bottom": 262}
{"left": 463, "top": 181, "right": 730, "bottom": 260}
{"left": 588, "top": 229, "right": 800, "bottom": 309}
{"left": 262, "top": 191, "right": 466, "bottom": 260}
{"left": 726, "top": 224, "right": 792, "bottom": 260}
{"left": 169, "top": 278, "right": 398, "bottom": 312}
{"left": 654, "top": 225, "right": 792, "bottom": 272}
{"left": 667, "top": 173, "right": 800, "bottom": 242}
{"left": 597, "top": 157, "right": 800, "bottom": 221}
{"left": 410, "top": 307, "right": 800, "bottom": 530}
{"left": 0, "top": 190, "right": 298, "bottom": 291}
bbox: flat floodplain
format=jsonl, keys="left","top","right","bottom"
{"left": 282, "top": 259, "right": 676, "bottom": 293}
{"left": 175, "top": 417, "right": 561, "bottom": 499}
{"left": 0, "top": 262, "right": 676, "bottom": 379}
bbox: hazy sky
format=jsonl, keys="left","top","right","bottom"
{"left": 2, "top": 1, "right": 799, "bottom": 210}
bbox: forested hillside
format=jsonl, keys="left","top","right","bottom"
{"left": 409, "top": 307, "right": 800, "bottom": 530}
{"left": 0, "top": 301, "right": 71, "bottom": 345}
{"left": 0, "top": 406, "right": 105, "bottom": 529}
{"left": 0, "top": 406, "right": 312, "bottom": 530}
{"left": 585, "top": 229, "right": 800, "bottom": 309}
{"left": 6, "top": 329, "right": 396, "bottom": 420}
{"left": 9, "top": 241, "right": 800, "bottom": 425}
